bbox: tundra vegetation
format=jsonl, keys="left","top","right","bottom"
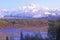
{"left": 0, "top": 18, "right": 60, "bottom": 40}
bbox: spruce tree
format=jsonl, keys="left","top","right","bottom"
{"left": 56, "top": 25, "right": 60, "bottom": 40}
{"left": 6, "top": 36, "right": 9, "bottom": 40}
{"left": 20, "top": 30, "right": 23, "bottom": 40}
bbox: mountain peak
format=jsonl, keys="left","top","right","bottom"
{"left": 0, "top": 4, "right": 60, "bottom": 18}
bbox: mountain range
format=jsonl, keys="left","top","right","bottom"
{"left": 0, "top": 4, "right": 60, "bottom": 19}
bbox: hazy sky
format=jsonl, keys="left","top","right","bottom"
{"left": 0, "top": 0, "right": 60, "bottom": 10}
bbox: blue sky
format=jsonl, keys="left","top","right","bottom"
{"left": 0, "top": 0, "right": 60, "bottom": 10}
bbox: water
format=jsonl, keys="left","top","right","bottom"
{"left": 0, "top": 28, "right": 48, "bottom": 40}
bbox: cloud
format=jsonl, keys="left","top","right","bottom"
{"left": 32, "top": 9, "right": 38, "bottom": 13}
{"left": 2, "top": 9, "right": 8, "bottom": 12}
{"left": 52, "top": 13, "right": 56, "bottom": 16}
{"left": 44, "top": 12, "right": 51, "bottom": 15}
{"left": 0, "top": 13, "right": 4, "bottom": 18}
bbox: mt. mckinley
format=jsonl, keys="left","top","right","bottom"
{"left": 0, "top": 3, "right": 60, "bottom": 19}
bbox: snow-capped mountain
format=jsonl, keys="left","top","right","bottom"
{"left": 0, "top": 3, "right": 60, "bottom": 19}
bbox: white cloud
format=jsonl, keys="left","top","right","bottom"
{"left": 0, "top": 13, "right": 4, "bottom": 18}
{"left": 44, "top": 12, "right": 51, "bottom": 15}
{"left": 0, "top": 15, "right": 4, "bottom": 18}
{"left": 32, "top": 9, "right": 38, "bottom": 13}
{"left": 52, "top": 13, "right": 56, "bottom": 16}
{"left": 22, "top": 6, "right": 27, "bottom": 10}
{"left": 43, "top": 7, "right": 50, "bottom": 10}
{"left": 2, "top": 9, "right": 8, "bottom": 12}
